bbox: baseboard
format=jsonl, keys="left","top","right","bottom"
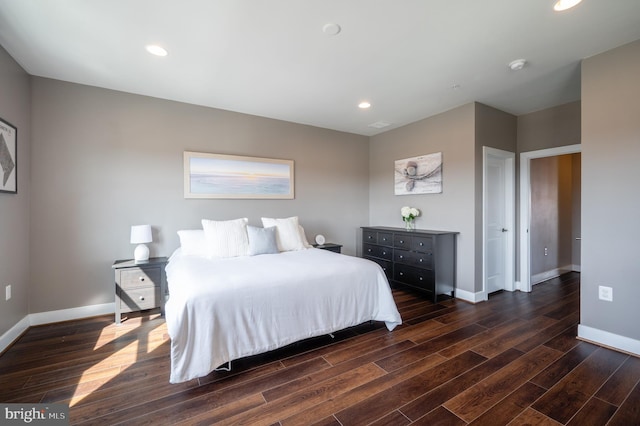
{"left": 1, "top": 303, "right": 115, "bottom": 353}
{"left": 29, "top": 302, "right": 115, "bottom": 326}
{"left": 571, "top": 264, "right": 581, "bottom": 272}
{"left": 0, "top": 315, "right": 30, "bottom": 354}
{"left": 532, "top": 265, "right": 573, "bottom": 285}
{"left": 578, "top": 324, "right": 640, "bottom": 357}
{"left": 456, "top": 288, "right": 487, "bottom": 303}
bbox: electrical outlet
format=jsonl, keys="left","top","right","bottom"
{"left": 598, "top": 285, "right": 613, "bottom": 302}
{"left": 5, "top": 285, "right": 10, "bottom": 301}
{"left": 544, "top": 247, "right": 548, "bottom": 256}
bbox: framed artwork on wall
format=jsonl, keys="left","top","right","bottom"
{"left": 394, "top": 152, "right": 443, "bottom": 195}
{"left": 0, "top": 117, "right": 17, "bottom": 194}
{"left": 184, "top": 151, "right": 294, "bottom": 199}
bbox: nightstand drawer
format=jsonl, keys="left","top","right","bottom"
{"left": 119, "top": 286, "right": 161, "bottom": 313}
{"left": 120, "top": 267, "right": 161, "bottom": 289}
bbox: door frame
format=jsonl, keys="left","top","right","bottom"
{"left": 519, "top": 144, "right": 581, "bottom": 292}
{"left": 482, "top": 147, "right": 516, "bottom": 300}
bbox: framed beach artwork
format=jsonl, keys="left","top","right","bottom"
{"left": 394, "top": 152, "right": 443, "bottom": 195}
{"left": 184, "top": 151, "right": 294, "bottom": 199}
{"left": 0, "top": 117, "right": 17, "bottom": 194}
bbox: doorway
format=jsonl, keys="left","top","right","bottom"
{"left": 519, "top": 144, "right": 581, "bottom": 292}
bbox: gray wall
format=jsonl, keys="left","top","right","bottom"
{"left": 0, "top": 45, "right": 30, "bottom": 336}
{"left": 530, "top": 154, "right": 579, "bottom": 279}
{"left": 517, "top": 101, "right": 581, "bottom": 153}
{"left": 369, "top": 104, "right": 476, "bottom": 293}
{"left": 581, "top": 40, "right": 640, "bottom": 340}
{"left": 28, "top": 78, "right": 370, "bottom": 313}
{"left": 516, "top": 101, "right": 581, "bottom": 279}
{"left": 475, "top": 104, "right": 518, "bottom": 287}
{"left": 369, "top": 102, "right": 516, "bottom": 295}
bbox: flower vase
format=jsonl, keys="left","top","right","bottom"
{"left": 405, "top": 219, "right": 415, "bottom": 231}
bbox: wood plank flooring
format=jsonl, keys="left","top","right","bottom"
{"left": 2, "top": 272, "right": 640, "bottom": 425}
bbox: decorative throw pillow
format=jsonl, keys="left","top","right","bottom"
{"left": 247, "top": 226, "right": 279, "bottom": 256}
{"left": 177, "top": 229, "right": 208, "bottom": 257}
{"left": 201, "top": 218, "right": 249, "bottom": 258}
{"left": 261, "top": 216, "right": 306, "bottom": 251}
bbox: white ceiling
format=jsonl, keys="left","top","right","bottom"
{"left": 1, "top": 1, "right": 639, "bottom": 136}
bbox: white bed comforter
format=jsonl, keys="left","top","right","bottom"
{"left": 165, "top": 248, "right": 402, "bottom": 383}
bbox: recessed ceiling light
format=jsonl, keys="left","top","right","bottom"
{"left": 553, "top": 0, "right": 583, "bottom": 11}
{"left": 145, "top": 44, "right": 168, "bottom": 57}
{"left": 358, "top": 101, "right": 371, "bottom": 109}
{"left": 508, "top": 59, "right": 527, "bottom": 71}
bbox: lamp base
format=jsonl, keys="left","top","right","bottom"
{"left": 134, "top": 244, "right": 150, "bottom": 263}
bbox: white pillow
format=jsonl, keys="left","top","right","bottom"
{"left": 261, "top": 216, "right": 306, "bottom": 252}
{"left": 298, "top": 225, "right": 313, "bottom": 248}
{"left": 177, "top": 230, "right": 208, "bottom": 257}
{"left": 201, "top": 218, "right": 249, "bottom": 258}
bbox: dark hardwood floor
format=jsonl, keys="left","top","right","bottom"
{"left": 2, "top": 272, "right": 639, "bottom": 425}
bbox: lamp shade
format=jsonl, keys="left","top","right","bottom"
{"left": 130, "top": 225, "right": 152, "bottom": 244}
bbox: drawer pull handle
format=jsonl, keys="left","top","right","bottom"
{"left": 399, "top": 240, "right": 404, "bottom": 244}
{"left": 382, "top": 251, "right": 387, "bottom": 255}
{"left": 399, "top": 255, "right": 404, "bottom": 259}
{"left": 368, "top": 248, "right": 372, "bottom": 252}
{"left": 419, "top": 277, "right": 423, "bottom": 281}
{"left": 139, "top": 277, "right": 145, "bottom": 282}
{"left": 399, "top": 272, "right": 404, "bottom": 276}
{"left": 419, "top": 258, "right": 423, "bottom": 262}
{"left": 419, "top": 242, "right": 424, "bottom": 246}
{"left": 139, "top": 296, "right": 145, "bottom": 301}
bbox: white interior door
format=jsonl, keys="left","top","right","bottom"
{"left": 483, "top": 147, "right": 515, "bottom": 297}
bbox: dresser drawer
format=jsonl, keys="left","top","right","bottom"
{"left": 394, "top": 264, "right": 435, "bottom": 295}
{"left": 363, "top": 230, "right": 378, "bottom": 244}
{"left": 119, "top": 286, "right": 161, "bottom": 313}
{"left": 377, "top": 232, "right": 393, "bottom": 246}
{"left": 394, "top": 248, "right": 414, "bottom": 265}
{"left": 412, "top": 236, "right": 433, "bottom": 253}
{"left": 393, "top": 234, "right": 411, "bottom": 249}
{"left": 412, "top": 251, "right": 433, "bottom": 269}
{"left": 120, "top": 267, "right": 161, "bottom": 289}
{"left": 363, "top": 230, "right": 393, "bottom": 246}
{"left": 365, "top": 257, "right": 393, "bottom": 280}
{"left": 363, "top": 243, "right": 393, "bottom": 260}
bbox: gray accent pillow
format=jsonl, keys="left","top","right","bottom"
{"left": 247, "top": 225, "right": 279, "bottom": 255}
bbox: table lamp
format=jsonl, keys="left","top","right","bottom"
{"left": 130, "top": 224, "right": 152, "bottom": 263}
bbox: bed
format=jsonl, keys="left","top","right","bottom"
{"left": 165, "top": 243, "right": 402, "bottom": 384}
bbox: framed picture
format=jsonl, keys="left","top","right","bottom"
{"left": 395, "top": 152, "right": 442, "bottom": 195}
{"left": 184, "top": 151, "right": 294, "bottom": 199}
{"left": 0, "top": 117, "right": 17, "bottom": 194}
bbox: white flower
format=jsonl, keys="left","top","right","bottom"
{"left": 400, "top": 206, "right": 420, "bottom": 221}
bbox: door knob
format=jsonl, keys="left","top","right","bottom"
{"left": 501, "top": 228, "right": 508, "bottom": 232}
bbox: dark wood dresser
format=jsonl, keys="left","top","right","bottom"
{"left": 361, "top": 227, "right": 458, "bottom": 302}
